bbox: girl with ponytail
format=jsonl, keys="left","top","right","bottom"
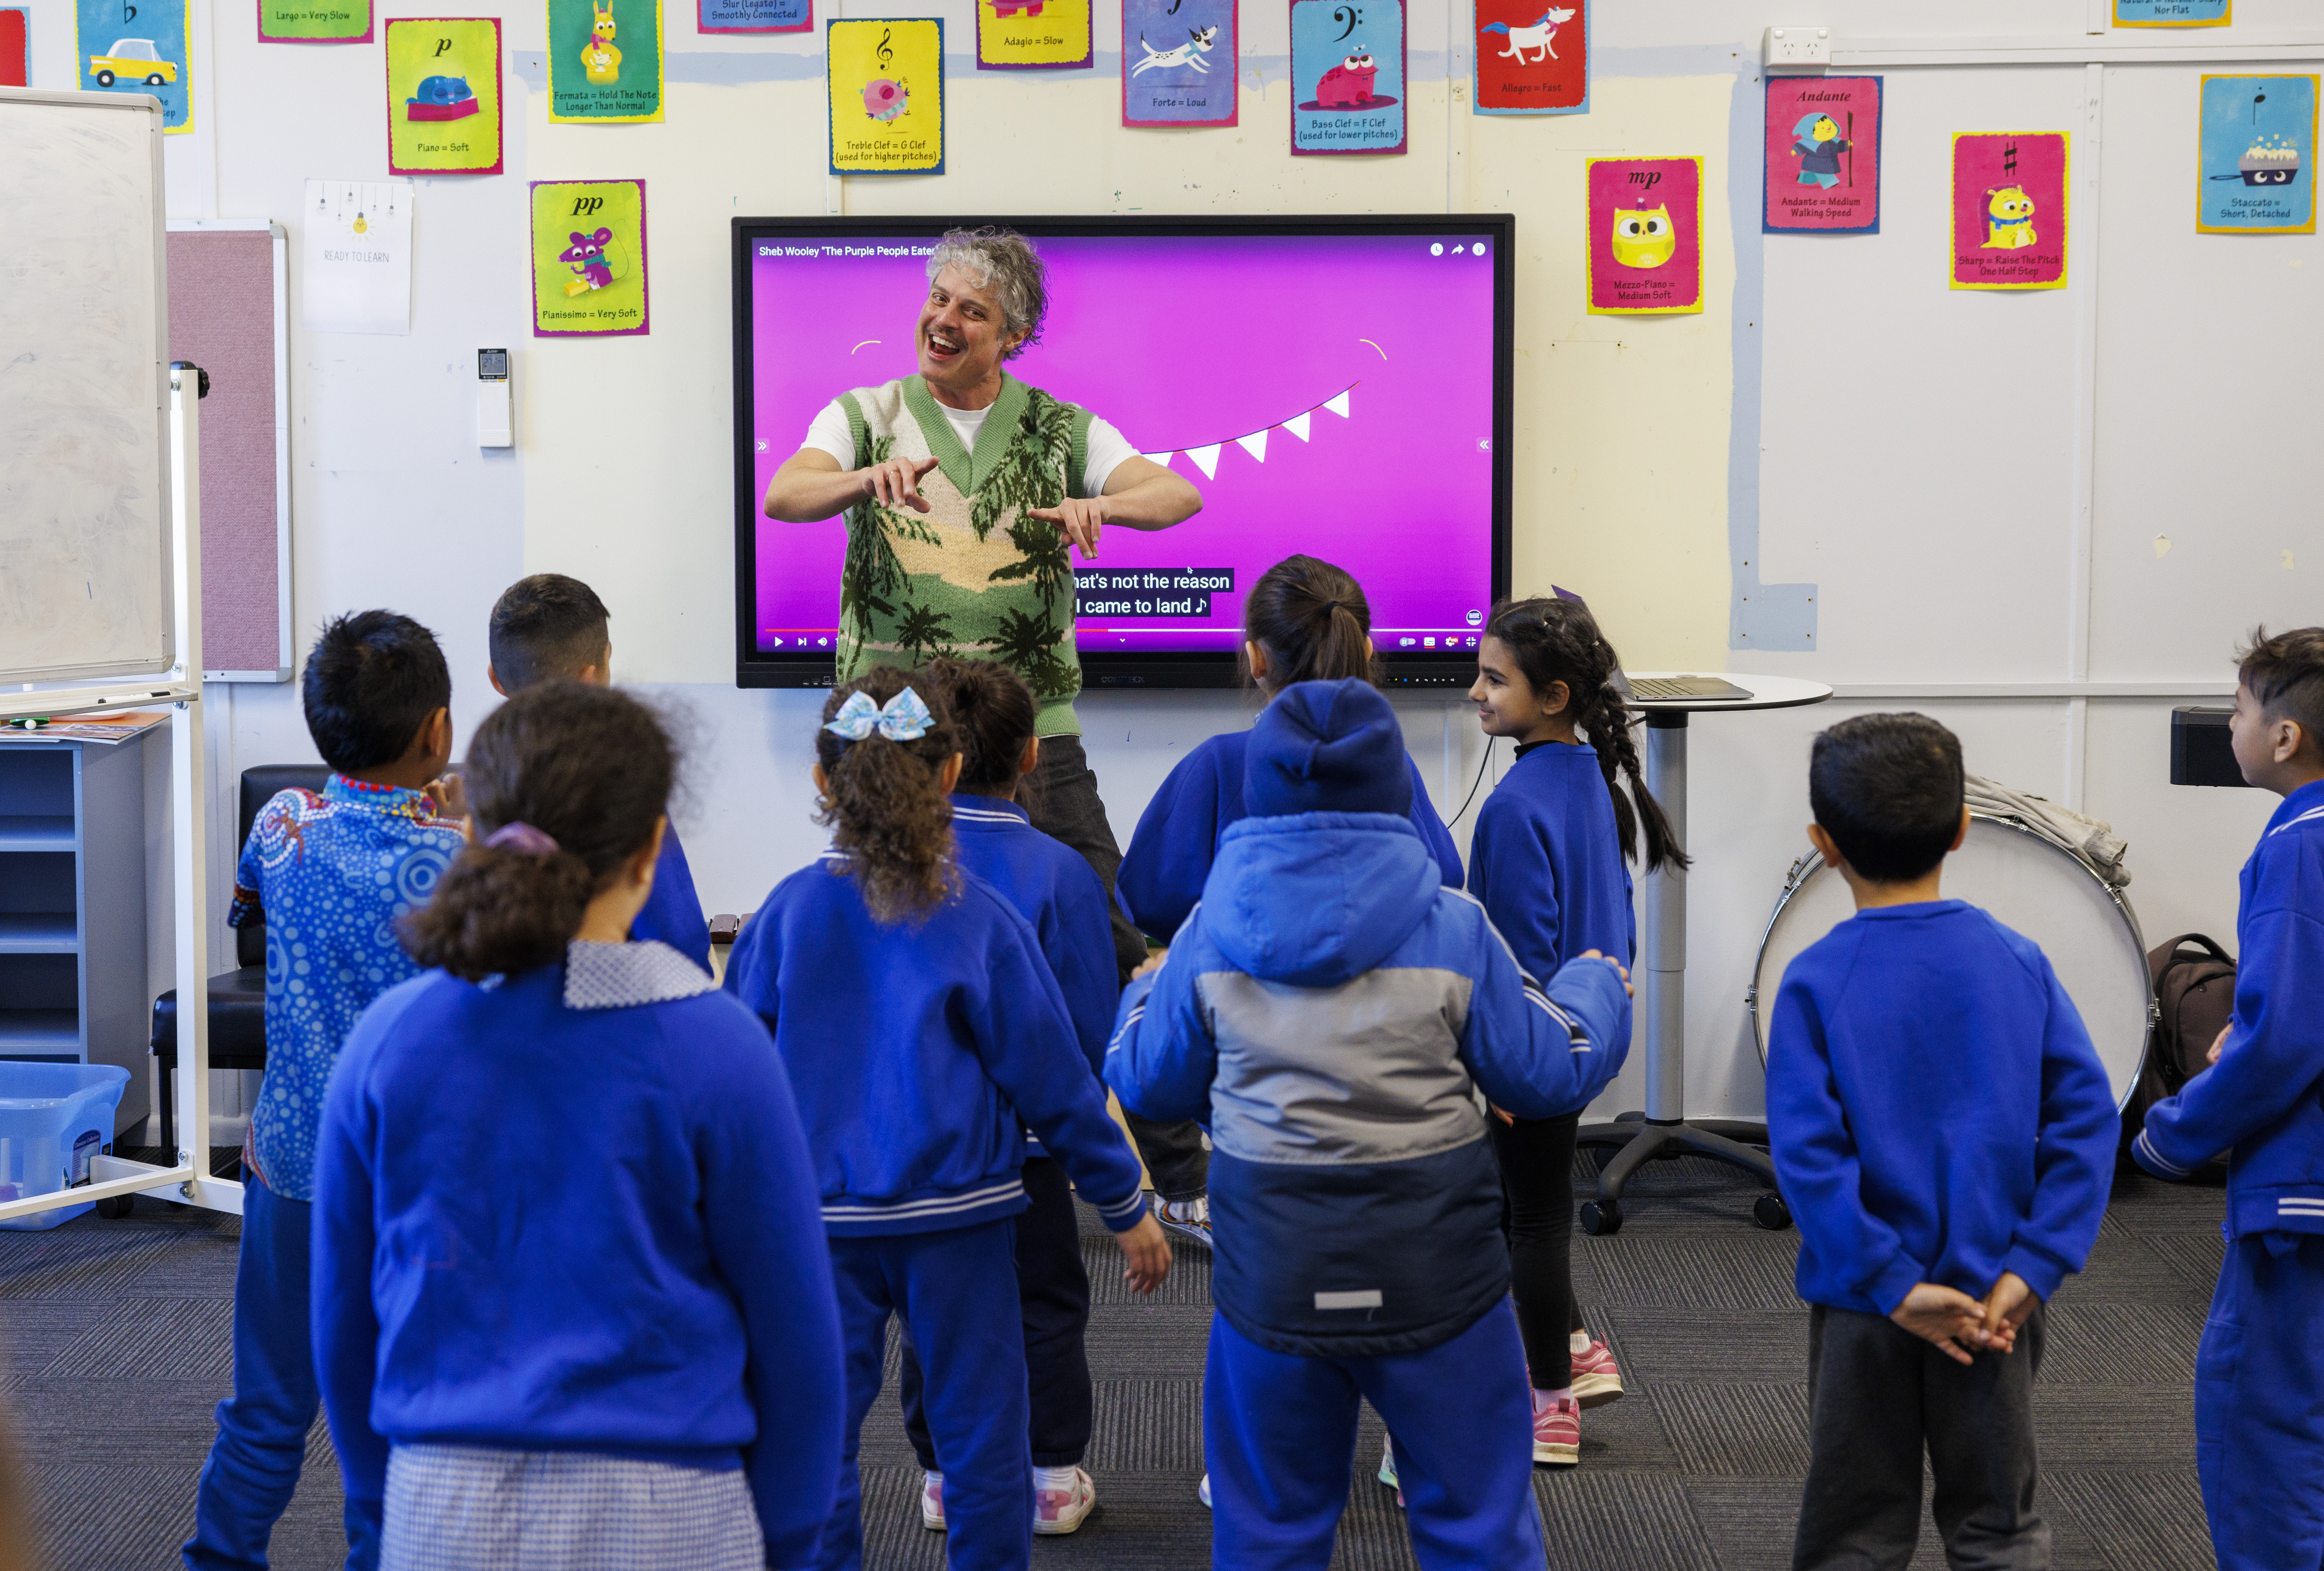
{"left": 1116, "top": 554, "right": 1467, "bottom": 1250}
{"left": 1463, "top": 595, "right": 1688, "bottom": 1469}
{"left": 1119, "top": 553, "right": 1467, "bottom": 943}
{"left": 312, "top": 682, "right": 847, "bottom": 1571}
{"left": 723, "top": 665, "right": 1170, "bottom": 1564}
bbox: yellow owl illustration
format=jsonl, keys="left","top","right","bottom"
{"left": 1610, "top": 205, "right": 1676, "bottom": 269}
{"left": 1982, "top": 185, "right": 2036, "bottom": 249}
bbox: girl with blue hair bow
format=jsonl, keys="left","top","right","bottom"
{"left": 725, "top": 664, "right": 1171, "bottom": 1571}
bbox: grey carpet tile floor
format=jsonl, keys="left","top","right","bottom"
{"left": 0, "top": 1156, "right": 2225, "bottom": 1569}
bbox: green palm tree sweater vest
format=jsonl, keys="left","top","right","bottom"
{"left": 835, "top": 374, "right": 1096, "bottom": 738}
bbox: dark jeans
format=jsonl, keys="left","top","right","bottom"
{"left": 185, "top": 1171, "right": 381, "bottom": 1571}
{"left": 1488, "top": 1111, "right": 1587, "bottom": 1388}
{"left": 1024, "top": 733, "right": 1209, "bottom": 1203}
{"left": 901, "top": 1157, "right": 1091, "bottom": 1470}
{"left": 1794, "top": 1303, "right": 2051, "bottom": 1571}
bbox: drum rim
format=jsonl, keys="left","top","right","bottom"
{"left": 1745, "top": 812, "right": 2155, "bottom": 1110}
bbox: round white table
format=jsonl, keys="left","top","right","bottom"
{"left": 1574, "top": 673, "right": 1834, "bottom": 1235}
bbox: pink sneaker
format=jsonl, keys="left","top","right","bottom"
{"left": 921, "top": 1472, "right": 946, "bottom": 1531}
{"left": 1034, "top": 1467, "right": 1096, "bottom": 1535}
{"left": 1570, "top": 1338, "right": 1625, "bottom": 1409}
{"left": 1532, "top": 1394, "right": 1579, "bottom": 1466}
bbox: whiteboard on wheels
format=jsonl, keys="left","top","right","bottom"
{"left": 0, "top": 86, "right": 174, "bottom": 685}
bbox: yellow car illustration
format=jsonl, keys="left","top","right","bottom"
{"left": 89, "top": 38, "right": 177, "bottom": 88}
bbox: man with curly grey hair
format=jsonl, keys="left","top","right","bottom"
{"left": 763, "top": 226, "right": 1217, "bottom": 1424}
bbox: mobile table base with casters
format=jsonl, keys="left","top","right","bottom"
{"left": 1573, "top": 675, "right": 1833, "bottom": 1236}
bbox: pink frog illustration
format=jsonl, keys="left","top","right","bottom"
{"left": 1314, "top": 51, "right": 1378, "bottom": 107}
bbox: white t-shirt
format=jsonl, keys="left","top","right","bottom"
{"left": 801, "top": 397, "right": 1140, "bottom": 498}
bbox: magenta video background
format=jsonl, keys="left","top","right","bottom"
{"left": 747, "top": 230, "right": 1499, "bottom": 655}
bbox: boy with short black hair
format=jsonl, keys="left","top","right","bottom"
{"left": 486, "top": 573, "right": 712, "bottom": 970}
{"left": 1769, "top": 712, "right": 2119, "bottom": 1571}
{"left": 2132, "top": 626, "right": 2324, "bottom": 1571}
{"left": 185, "top": 610, "right": 465, "bottom": 1571}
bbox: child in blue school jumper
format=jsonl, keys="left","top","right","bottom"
{"left": 1767, "top": 713, "right": 2118, "bottom": 1571}
{"left": 311, "top": 683, "right": 845, "bottom": 1571}
{"left": 896, "top": 658, "right": 1121, "bottom": 1537}
{"left": 724, "top": 667, "right": 1172, "bottom": 1571}
{"left": 1107, "top": 678, "right": 1636, "bottom": 1570}
{"left": 2130, "top": 626, "right": 2324, "bottom": 1571}
{"left": 183, "top": 611, "right": 465, "bottom": 1571}
{"left": 1462, "top": 597, "right": 1687, "bottom": 1465}
{"left": 1116, "top": 554, "right": 1467, "bottom": 1249}
{"left": 485, "top": 573, "right": 712, "bottom": 971}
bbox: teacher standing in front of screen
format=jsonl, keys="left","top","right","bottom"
{"left": 763, "top": 225, "right": 1199, "bottom": 890}
{"left": 764, "top": 224, "right": 1211, "bottom": 1232}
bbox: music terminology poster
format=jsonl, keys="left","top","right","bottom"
{"left": 1764, "top": 76, "right": 1881, "bottom": 234}
{"left": 1950, "top": 131, "right": 2068, "bottom": 291}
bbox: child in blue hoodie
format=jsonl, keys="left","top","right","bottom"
{"left": 312, "top": 682, "right": 845, "bottom": 1571}
{"left": 1464, "top": 596, "right": 1686, "bottom": 1463}
{"left": 895, "top": 658, "right": 1121, "bottom": 1537}
{"left": 485, "top": 573, "right": 713, "bottom": 971}
{"left": 1116, "top": 554, "right": 1468, "bottom": 1247}
{"left": 2131, "top": 626, "right": 2324, "bottom": 1571}
{"left": 1108, "top": 678, "right": 1634, "bottom": 1570}
{"left": 1768, "top": 713, "right": 2118, "bottom": 1571}
{"left": 186, "top": 611, "right": 464, "bottom": 1571}
{"left": 725, "top": 667, "right": 1171, "bottom": 1571}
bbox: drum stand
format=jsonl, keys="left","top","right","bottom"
{"left": 1575, "top": 708, "right": 1795, "bottom": 1236}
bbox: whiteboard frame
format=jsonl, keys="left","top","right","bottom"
{"left": 0, "top": 87, "right": 176, "bottom": 686}
{"left": 168, "top": 217, "right": 295, "bottom": 684}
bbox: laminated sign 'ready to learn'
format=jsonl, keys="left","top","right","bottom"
{"left": 531, "top": 179, "right": 650, "bottom": 337}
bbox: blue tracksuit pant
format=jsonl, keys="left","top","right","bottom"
{"left": 1206, "top": 1300, "right": 1545, "bottom": 1570}
{"left": 2199, "top": 1233, "right": 2324, "bottom": 1571}
{"left": 823, "top": 1220, "right": 1030, "bottom": 1571}
{"left": 184, "top": 1171, "right": 380, "bottom": 1570}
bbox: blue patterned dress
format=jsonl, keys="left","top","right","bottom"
{"left": 230, "top": 775, "right": 462, "bottom": 1200}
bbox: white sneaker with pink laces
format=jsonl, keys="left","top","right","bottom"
{"left": 1034, "top": 1466, "right": 1096, "bottom": 1535}
{"left": 1532, "top": 1391, "right": 1579, "bottom": 1465}
{"left": 1570, "top": 1337, "right": 1626, "bottom": 1409}
{"left": 921, "top": 1471, "right": 946, "bottom": 1531}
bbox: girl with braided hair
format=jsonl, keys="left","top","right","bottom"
{"left": 1464, "top": 595, "right": 1687, "bottom": 1469}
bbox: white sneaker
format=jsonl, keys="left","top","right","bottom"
{"left": 1033, "top": 1467, "right": 1096, "bottom": 1535}
{"left": 1154, "top": 1194, "right": 1213, "bottom": 1250}
{"left": 921, "top": 1471, "right": 945, "bottom": 1531}
{"left": 1198, "top": 1473, "right": 1212, "bottom": 1508}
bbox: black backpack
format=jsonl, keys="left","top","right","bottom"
{"left": 2118, "top": 933, "right": 2237, "bottom": 1179}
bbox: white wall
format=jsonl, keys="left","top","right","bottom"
{"left": 13, "top": 0, "right": 2309, "bottom": 1124}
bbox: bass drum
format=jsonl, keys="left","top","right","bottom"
{"left": 1749, "top": 815, "right": 2153, "bottom": 1109}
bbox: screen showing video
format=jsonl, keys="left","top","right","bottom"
{"left": 736, "top": 220, "right": 1507, "bottom": 677}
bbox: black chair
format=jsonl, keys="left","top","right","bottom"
{"left": 150, "top": 765, "right": 331, "bottom": 1160}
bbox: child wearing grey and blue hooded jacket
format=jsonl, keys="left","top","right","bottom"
{"left": 1106, "top": 678, "right": 1633, "bottom": 1571}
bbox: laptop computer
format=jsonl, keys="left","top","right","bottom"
{"left": 1549, "top": 586, "right": 1752, "bottom": 702}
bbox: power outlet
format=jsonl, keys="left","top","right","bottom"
{"left": 1764, "top": 26, "right": 1832, "bottom": 71}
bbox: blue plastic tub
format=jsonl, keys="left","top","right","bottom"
{"left": 0, "top": 1062, "right": 130, "bottom": 1231}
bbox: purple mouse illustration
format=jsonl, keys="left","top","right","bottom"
{"left": 559, "top": 227, "right": 615, "bottom": 293}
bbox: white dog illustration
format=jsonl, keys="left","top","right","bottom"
{"left": 1477, "top": 5, "right": 1575, "bottom": 62}
{"left": 1132, "top": 24, "right": 1219, "bottom": 75}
